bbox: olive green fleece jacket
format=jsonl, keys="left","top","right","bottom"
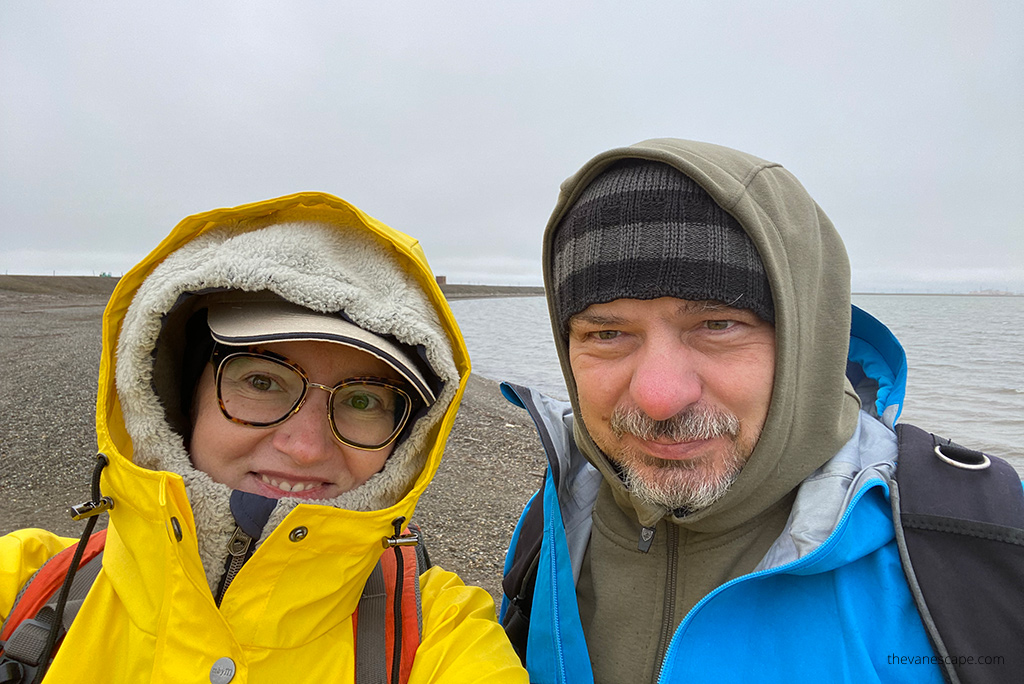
{"left": 541, "top": 139, "right": 862, "bottom": 683}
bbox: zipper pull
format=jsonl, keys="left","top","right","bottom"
{"left": 638, "top": 525, "right": 656, "bottom": 553}
{"left": 217, "top": 526, "right": 253, "bottom": 606}
{"left": 227, "top": 526, "right": 252, "bottom": 557}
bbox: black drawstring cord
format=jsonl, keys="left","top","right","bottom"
{"left": 390, "top": 517, "right": 405, "bottom": 684}
{"left": 32, "top": 454, "right": 112, "bottom": 684}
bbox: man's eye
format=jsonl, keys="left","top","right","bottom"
{"left": 705, "top": 320, "right": 734, "bottom": 331}
{"left": 594, "top": 330, "right": 621, "bottom": 340}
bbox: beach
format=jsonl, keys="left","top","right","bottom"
{"left": 0, "top": 276, "right": 546, "bottom": 607}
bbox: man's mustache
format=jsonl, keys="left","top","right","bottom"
{"left": 609, "top": 403, "right": 740, "bottom": 443}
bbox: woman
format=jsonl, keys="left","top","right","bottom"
{"left": 0, "top": 192, "right": 527, "bottom": 682}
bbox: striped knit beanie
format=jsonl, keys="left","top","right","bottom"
{"left": 551, "top": 159, "right": 774, "bottom": 334}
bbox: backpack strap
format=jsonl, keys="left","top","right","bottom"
{"left": 0, "top": 529, "right": 107, "bottom": 683}
{"left": 892, "top": 423, "right": 1024, "bottom": 684}
{"left": 500, "top": 479, "right": 545, "bottom": 665}
{"left": 2, "top": 520, "right": 432, "bottom": 684}
{"left": 354, "top": 523, "right": 427, "bottom": 684}
{"left": 355, "top": 562, "right": 389, "bottom": 683}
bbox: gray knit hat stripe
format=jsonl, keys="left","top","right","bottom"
{"left": 560, "top": 170, "right": 692, "bottom": 213}
{"left": 551, "top": 159, "right": 774, "bottom": 332}
{"left": 554, "top": 220, "right": 759, "bottom": 284}
{"left": 555, "top": 259, "right": 773, "bottom": 327}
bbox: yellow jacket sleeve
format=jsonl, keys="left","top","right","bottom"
{"left": 411, "top": 567, "right": 528, "bottom": 683}
{"left": 0, "top": 529, "right": 77, "bottom": 623}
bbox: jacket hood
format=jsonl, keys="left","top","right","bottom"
{"left": 98, "top": 192, "right": 469, "bottom": 589}
{"left": 542, "top": 139, "right": 861, "bottom": 532}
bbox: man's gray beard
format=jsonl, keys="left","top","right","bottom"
{"left": 609, "top": 403, "right": 747, "bottom": 512}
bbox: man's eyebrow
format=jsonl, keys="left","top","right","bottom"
{"left": 676, "top": 299, "right": 740, "bottom": 314}
{"left": 569, "top": 311, "right": 629, "bottom": 328}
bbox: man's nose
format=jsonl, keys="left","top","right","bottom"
{"left": 271, "top": 389, "right": 337, "bottom": 464}
{"left": 628, "top": 338, "right": 702, "bottom": 422}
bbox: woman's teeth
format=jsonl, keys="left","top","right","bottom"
{"left": 259, "top": 474, "right": 321, "bottom": 493}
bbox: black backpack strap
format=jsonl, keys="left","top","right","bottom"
{"left": 500, "top": 478, "right": 546, "bottom": 664}
{"left": 892, "top": 423, "right": 1024, "bottom": 684}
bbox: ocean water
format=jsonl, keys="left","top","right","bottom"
{"left": 853, "top": 295, "right": 1024, "bottom": 464}
{"left": 449, "top": 297, "right": 568, "bottom": 399}
{"left": 448, "top": 295, "right": 1024, "bottom": 467}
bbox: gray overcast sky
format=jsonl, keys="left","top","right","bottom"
{"left": 2, "top": 1, "right": 1022, "bottom": 292}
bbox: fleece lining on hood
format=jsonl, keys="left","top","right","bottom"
{"left": 107, "top": 194, "right": 464, "bottom": 590}
{"left": 543, "top": 138, "right": 862, "bottom": 532}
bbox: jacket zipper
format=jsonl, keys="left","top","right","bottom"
{"left": 655, "top": 479, "right": 886, "bottom": 682}
{"left": 216, "top": 526, "right": 253, "bottom": 606}
{"left": 638, "top": 525, "right": 657, "bottom": 553}
{"left": 652, "top": 523, "right": 679, "bottom": 682}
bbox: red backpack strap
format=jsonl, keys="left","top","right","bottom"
{"left": 0, "top": 529, "right": 107, "bottom": 642}
{"left": 380, "top": 543, "right": 421, "bottom": 684}
{"left": 353, "top": 528, "right": 424, "bottom": 684}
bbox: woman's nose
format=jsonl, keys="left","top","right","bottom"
{"left": 270, "top": 388, "right": 337, "bottom": 465}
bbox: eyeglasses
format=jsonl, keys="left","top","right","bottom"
{"left": 211, "top": 345, "right": 413, "bottom": 451}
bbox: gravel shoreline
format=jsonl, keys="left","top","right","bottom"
{"left": 0, "top": 283, "right": 547, "bottom": 607}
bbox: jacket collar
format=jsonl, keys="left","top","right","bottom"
{"left": 99, "top": 447, "right": 404, "bottom": 648}
{"left": 754, "top": 412, "right": 899, "bottom": 574}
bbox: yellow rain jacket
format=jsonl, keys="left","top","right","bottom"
{"left": 0, "top": 193, "right": 527, "bottom": 683}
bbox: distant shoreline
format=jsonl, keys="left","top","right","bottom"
{"left": 852, "top": 291, "right": 1024, "bottom": 297}
{"left": 439, "top": 283, "right": 546, "bottom": 299}
{"left": 0, "top": 275, "right": 1019, "bottom": 298}
{"left": 0, "top": 274, "right": 546, "bottom": 300}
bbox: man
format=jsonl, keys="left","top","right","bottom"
{"left": 499, "top": 140, "right": 1018, "bottom": 683}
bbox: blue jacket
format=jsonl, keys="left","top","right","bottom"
{"left": 499, "top": 306, "right": 945, "bottom": 684}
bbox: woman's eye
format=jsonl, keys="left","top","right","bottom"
{"left": 246, "top": 374, "right": 280, "bottom": 392}
{"left": 345, "top": 392, "right": 381, "bottom": 411}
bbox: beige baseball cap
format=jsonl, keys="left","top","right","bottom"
{"left": 206, "top": 292, "right": 435, "bottom": 405}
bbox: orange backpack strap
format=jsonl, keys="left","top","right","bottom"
{"left": 353, "top": 525, "right": 426, "bottom": 684}
{"left": 0, "top": 529, "right": 107, "bottom": 643}
{"left": 0, "top": 529, "right": 106, "bottom": 683}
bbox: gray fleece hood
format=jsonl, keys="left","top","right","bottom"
{"left": 543, "top": 139, "right": 861, "bottom": 532}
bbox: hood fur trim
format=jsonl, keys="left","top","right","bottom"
{"left": 116, "top": 220, "right": 458, "bottom": 590}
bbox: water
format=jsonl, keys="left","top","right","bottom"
{"left": 449, "top": 295, "right": 1024, "bottom": 468}
{"left": 852, "top": 295, "right": 1024, "bottom": 464}
{"left": 450, "top": 297, "right": 569, "bottom": 400}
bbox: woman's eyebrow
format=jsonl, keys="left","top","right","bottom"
{"left": 249, "top": 347, "right": 293, "bottom": 363}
